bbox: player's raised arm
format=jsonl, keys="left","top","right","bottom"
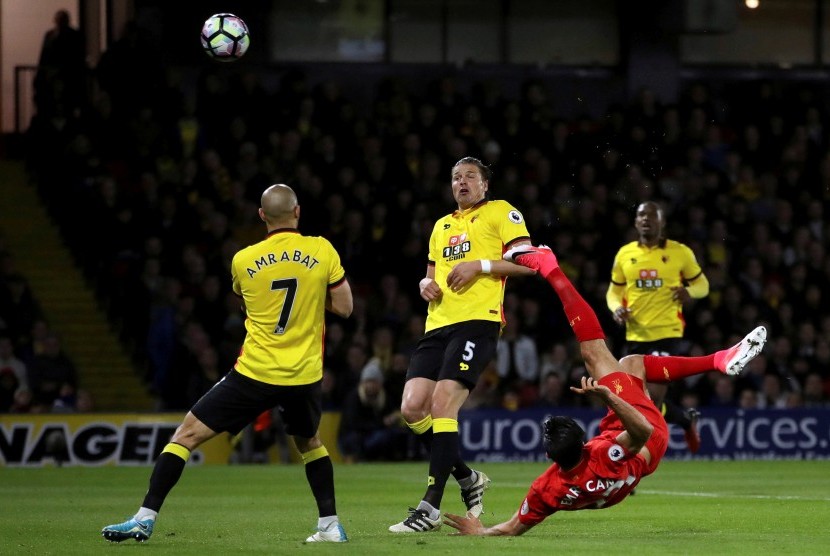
{"left": 571, "top": 376, "right": 653, "bottom": 456}
{"left": 445, "top": 241, "right": 536, "bottom": 292}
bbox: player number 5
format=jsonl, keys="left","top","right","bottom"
{"left": 462, "top": 340, "right": 476, "bottom": 361}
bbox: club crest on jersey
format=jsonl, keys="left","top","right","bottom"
{"left": 612, "top": 379, "right": 623, "bottom": 394}
{"left": 508, "top": 210, "right": 524, "bottom": 224}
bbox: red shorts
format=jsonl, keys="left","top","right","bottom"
{"left": 597, "top": 371, "right": 668, "bottom": 475}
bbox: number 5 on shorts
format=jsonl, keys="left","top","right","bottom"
{"left": 459, "top": 341, "right": 476, "bottom": 371}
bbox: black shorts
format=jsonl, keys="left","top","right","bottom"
{"left": 406, "top": 320, "right": 500, "bottom": 390}
{"left": 624, "top": 338, "right": 682, "bottom": 357}
{"left": 191, "top": 370, "right": 322, "bottom": 438}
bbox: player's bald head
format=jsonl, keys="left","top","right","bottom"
{"left": 261, "top": 184, "right": 298, "bottom": 223}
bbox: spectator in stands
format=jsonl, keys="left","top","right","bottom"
{"left": 709, "top": 375, "right": 737, "bottom": 408}
{"left": 0, "top": 368, "right": 21, "bottom": 412}
{"left": 0, "top": 274, "right": 41, "bottom": 348}
{"left": 538, "top": 343, "right": 572, "bottom": 386}
{"left": 9, "top": 388, "right": 33, "bottom": 413}
{"left": 96, "top": 20, "right": 163, "bottom": 121}
{"left": 495, "top": 313, "right": 540, "bottom": 407}
{"left": 757, "top": 374, "right": 788, "bottom": 409}
{"left": 462, "top": 363, "right": 500, "bottom": 411}
{"left": 27, "top": 333, "right": 77, "bottom": 407}
{"left": 802, "top": 373, "right": 828, "bottom": 407}
{"left": 0, "top": 335, "right": 29, "bottom": 402}
{"left": 536, "top": 372, "right": 566, "bottom": 408}
{"left": 34, "top": 9, "right": 85, "bottom": 115}
{"left": 338, "top": 358, "right": 406, "bottom": 462}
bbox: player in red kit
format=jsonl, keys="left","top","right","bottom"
{"left": 443, "top": 245, "right": 767, "bottom": 536}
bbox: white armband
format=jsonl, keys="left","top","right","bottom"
{"left": 480, "top": 260, "right": 492, "bottom": 274}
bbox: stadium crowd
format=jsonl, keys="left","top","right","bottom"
{"left": 1, "top": 23, "right": 829, "bottom": 428}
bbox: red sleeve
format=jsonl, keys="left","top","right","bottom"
{"left": 585, "top": 436, "right": 635, "bottom": 476}
{"left": 517, "top": 484, "right": 555, "bottom": 526}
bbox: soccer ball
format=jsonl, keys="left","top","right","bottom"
{"left": 200, "top": 13, "right": 250, "bottom": 62}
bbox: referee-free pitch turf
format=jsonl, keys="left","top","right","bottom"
{"left": 1, "top": 460, "right": 827, "bottom": 555}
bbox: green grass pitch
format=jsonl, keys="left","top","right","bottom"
{"left": 2, "top": 460, "right": 828, "bottom": 555}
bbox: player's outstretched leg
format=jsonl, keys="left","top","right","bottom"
{"left": 503, "top": 244, "right": 560, "bottom": 278}
{"left": 637, "top": 326, "right": 768, "bottom": 385}
{"left": 504, "top": 245, "right": 605, "bottom": 343}
{"left": 101, "top": 517, "right": 155, "bottom": 543}
{"left": 714, "top": 326, "right": 767, "bottom": 375}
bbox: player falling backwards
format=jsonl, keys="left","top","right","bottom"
{"left": 443, "top": 245, "right": 766, "bottom": 536}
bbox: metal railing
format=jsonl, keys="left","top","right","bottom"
{"left": 14, "top": 65, "right": 38, "bottom": 134}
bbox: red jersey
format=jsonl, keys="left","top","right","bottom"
{"left": 517, "top": 372, "right": 668, "bottom": 527}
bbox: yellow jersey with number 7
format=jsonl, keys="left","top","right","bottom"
{"left": 231, "top": 229, "right": 346, "bottom": 385}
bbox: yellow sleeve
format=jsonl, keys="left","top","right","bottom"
{"left": 428, "top": 219, "right": 441, "bottom": 264}
{"left": 606, "top": 282, "right": 626, "bottom": 313}
{"left": 609, "top": 251, "right": 626, "bottom": 286}
{"left": 497, "top": 202, "right": 531, "bottom": 245}
{"left": 231, "top": 253, "right": 242, "bottom": 296}
{"left": 685, "top": 272, "right": 710, "bottom": 299}
{"left": 680, "top": 243, "right": 708, "bottom": 299}
{"left": 323, "top": 238, "right": 346, "bottom": 285}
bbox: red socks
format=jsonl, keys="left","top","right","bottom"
{"left": 546, "top": 267, "right": 605, "bottom": 342}
{"left": 642, "top": 354, "right": 717, "bottom": 383}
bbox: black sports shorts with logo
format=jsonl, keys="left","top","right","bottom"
{"left": 405, "top": 320, "right": 500, "bottom": 390}
{"left": 191, "top": 369, "right": 322, "bottom": 438}
{"left": 624, "top": 338, "right": 682, "bottom": 357}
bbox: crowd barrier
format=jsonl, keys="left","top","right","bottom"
{"left": 2, "top": 408, "right": 827, "bottom": 467}
{"left": 0, "top": 412, "right": 343, "bottom": 467}
{"left": 458, "top": 407, "right": 830, "bottom": 462}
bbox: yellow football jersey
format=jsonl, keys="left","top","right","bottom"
{"left": 609, "top": 239, "right": 704, "bottom": 342}
{"left": 426, "top": 199, "right": 530, "bottom": 332}
{"left": 231, "top": 229, "right": 345, "bottom": 385}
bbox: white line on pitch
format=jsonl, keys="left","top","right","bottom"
{"left": 638, "top": 489, "right": 830, "bottom": 502}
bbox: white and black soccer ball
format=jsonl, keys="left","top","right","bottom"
{"left": 200, "top": 13, "right": 250, "bottom": 62}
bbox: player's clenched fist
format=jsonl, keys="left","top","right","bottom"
{"left": 419, "top": 277, "right": 443, "bottom": 301}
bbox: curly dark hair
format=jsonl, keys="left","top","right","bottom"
{"left": 542, "top": 415, "right": 586, "bottom": 470}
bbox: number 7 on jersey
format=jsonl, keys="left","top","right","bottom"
{"left": 271, "top": 278, "right": 298, "bottom": 334}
